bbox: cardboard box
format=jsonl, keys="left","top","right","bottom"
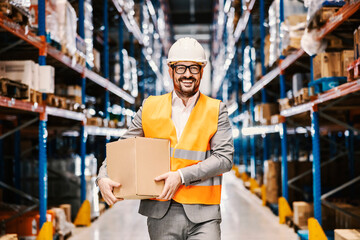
{"left": 107, "top": 137, "right": 170, "bottom": 199}
{"left": 0, "top": 234, "right": 18, "bottom": 240}
{"left": 341, "top": 50, "right": 354, "bottom": 77}
{"left": 39, "top": 65, "right": 55, "bottom": 93}
{"left": 335, "top": 229, "right": 360, "bottom": 240}
{"left": 0, "top": 60, "right": 39, "bottom": 91}
{"left": 293, "top": 201, "right": 314, "bottom": 227}
{"left": 313, "top": 52, "right": 342, "bottom": 79}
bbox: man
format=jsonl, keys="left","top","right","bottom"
{"left": 97, "top": 37, "right": 234, "bottom": 239}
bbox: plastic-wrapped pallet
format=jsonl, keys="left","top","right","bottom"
{"left": 304, "top": 0, "right": 346, "bottom": 25}
{"left": 56, "top": 0, "right": 77, "bottom": 56}
{"left": 281, "top": 14, "right": 307, "bottom": 54}
{"left": 84, "top": 0, "right": 94, "bottom": 68}
{"left": 268, "top": 0, "right": 307, "bottom": 66}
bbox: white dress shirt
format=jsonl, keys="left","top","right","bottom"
{"left": 171, "top": 90, "right": 200, "bottom": 183}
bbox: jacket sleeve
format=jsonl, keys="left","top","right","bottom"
{"left": 180, "top": 102, "right": 234, "bottom": 186}
{"left": 96, "top": 106, "right": 145, "bottom": 183}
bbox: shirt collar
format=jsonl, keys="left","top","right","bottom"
{"left": 172, "top": 90, "right": 200, "bottom": 108}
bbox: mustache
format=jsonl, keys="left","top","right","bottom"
{"left": 179, "top": 77, "right": 196, "bottom": 82}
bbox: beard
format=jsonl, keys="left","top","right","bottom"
{"left": 176, "top": 76, "right": 199, "bottom": 98}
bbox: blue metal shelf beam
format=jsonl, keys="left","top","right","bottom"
{"left": 79, "top": 0, "right": 87, "bottom": 205}
{"left": 311, "top": 106, "right": 322, "bottom": 224}
{"left": 279, "top": 0, "right": 288, "bottom": 201}
{"left": 37, "top": 0, "right": 47, "bottom": 228}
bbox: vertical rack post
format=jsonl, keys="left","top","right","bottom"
{"left": 279, "top": 0, "right": 288, "bottom": 201}
{"left": 260, "top": 0, "right": 269, "bottom": 164}
{"left": 14, "top": 120, "right": 21, "bottom": 191}
{"left": 346, "top": 114, "right": 355, "bottom": 180}
{"left": 38, "top": 0, "right": 47, "bottom": 228}
{"left": 139, "top": 0, "right": 145, "bottom": 101}
{"left": 248, "top": 14, "right": 256, "bottom": 179}
{"left": 129, "top": 33, "right": 135, "bottom": 110}
{"left": 38, "top": 112, "right": 48, "bottom": 228}
{"left": 311, "top": 105, "right": 322, "bottom": 224}
{"left": 234, "top": 45, "right": 241, "bottom": 165}
{"left": 79, "top": 0, "right": 87, "bottom": 204}
{"left": 103, "top": 0, "right": 110, "bottom": 122}
{"left": 118, "top": 17, "right": 125, "bottom": 123}
{"left": 310, "top": 53, "right": 322, "bottom": 224}
{"left": 241, "top": 31, "right": 248, "bottom": 173}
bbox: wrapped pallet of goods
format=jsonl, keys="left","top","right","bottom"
{"left": 84, "top": 0, "right": 94, "bottom": 68}
{"left": 268, "top": 0, "right": 307, "bottom": 67}
{"left": 281, "top": 14, "right": 307, "bottom": 55}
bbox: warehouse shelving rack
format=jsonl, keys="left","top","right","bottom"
{"left": 220, "top": 0, "right": 360, "bottom": 230}
{"left": 0, "top": 0, "right": 169, "bottom": 230}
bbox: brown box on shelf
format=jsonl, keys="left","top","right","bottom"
{"left": 341, "top": 50, "right": 354, "bottom": 77}
{"left": 93, "top": 48, "right": 101, "bottom": 73}
{"left": 293, "top": 201, "right": 314, "bottom": 228}
{"left": 87, "top": 117, "right": 103, "bottom": 126}
{"left": 319, "top": 7, "right": 338, "bottom": 25}
{"left": 278, "top": 98, "right": 293, "bottom": 111}
{"left": 313, "top": 52, "right": 342, "bottom": 79}
{"left": 264, "top": 160, "right": 281, "bottom": 204}
{"left": 107, "top": 137, "right": 170, "bottom": 199}
{"left": 334, "top": 203, "right": 360, "bottom": 229}
{"left": 261, "top": 103, "right": 279, "bottom": 122}
{"left": 265, "top": 34, "right": 270, "bottom": 67}
{"left": 335, "top": 229, "right": 360, "bottom": 240}
{"left": 327, "top": 36, "right": 343, "bottom": 49}
{"left": 294, "top": 88, "right": 310, "bottom": 105}
{"left": 270, "top": 114, "right": 284, "bottom": 125}
{"left": 0, "top": 234, "right": 18, "bottom": 240}
{"left": 59, "top": 204, "right": 71, "bottom": 223}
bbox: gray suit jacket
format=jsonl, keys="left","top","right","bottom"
{"left": 97, "top": 97, "right": 234, "bottom": 223}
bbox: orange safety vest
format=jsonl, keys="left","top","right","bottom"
{"left": 142, "top": 92, "right": 222, "bottom": 205}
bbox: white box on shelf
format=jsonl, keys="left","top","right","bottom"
{"left": 0, "top": 60, "right": 39, "bottom": 90}
{"left": 39, "top": 65, "right": 55, "bottom": 93}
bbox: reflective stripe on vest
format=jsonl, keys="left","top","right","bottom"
{"left": 170, "top": 148, "right": 211, "bottom": 161}
{"left": 142, "top": 92, "right": 221, "bottom": 205}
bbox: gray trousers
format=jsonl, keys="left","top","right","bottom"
{"left": 147, "top": 201, "right": 221, "bottom": 240}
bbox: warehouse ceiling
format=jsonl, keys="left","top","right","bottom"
{"left": 167, "top": 0, "right": 214, "bottom": 43}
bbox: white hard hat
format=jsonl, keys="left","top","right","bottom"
{"left": 167, "top": 37, "right": 207, "bottom": 66}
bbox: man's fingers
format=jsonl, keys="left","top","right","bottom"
{"left": 154, "top": 173, "right": 168, "bottom": 182}
{"left": 110, "top": 181, "right": 121, "bottom": 188}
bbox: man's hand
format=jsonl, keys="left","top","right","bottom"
{"left": 155, "top": 171, "right": 182, "bottom": 200}
{"left": 98, "top": 178, "right": 123, "bottom": 205}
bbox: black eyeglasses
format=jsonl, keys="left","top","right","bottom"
{"left": 172, "top": 64, "right": 202, "bottom": 74}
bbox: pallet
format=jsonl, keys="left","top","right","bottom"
{"left": 0, "top": 78, "right": 29, "bottom": 99}
{"left": 46, "top": 94, "right": 67, "bottom": 109}
{"left": 28, "top": 89, "right": 42, "bottom": 104}
{"left": 294, "top": 88, "right": 310, "bottom": 106}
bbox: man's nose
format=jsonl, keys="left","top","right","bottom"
{"left": 184, "top": 68, "right": 192, "bottom": 77}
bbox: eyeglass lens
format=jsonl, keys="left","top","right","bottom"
{"left": 174, "top": 65, "right": 201, "bottom": 74}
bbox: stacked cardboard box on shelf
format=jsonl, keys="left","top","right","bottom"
{"left": 313, "top": 52, "right": 342, "bottom": 80}
{"left": 335, "top": 229, "right": 360, "bottom": 240}
{"left": 264, "top": 160, "right": 280, "bottom": 204}
{"left": 0, "top": 61, "right": 55, "bottom": 97}
{"left": 254, "top": 103, "right": 279, "bottom": 125}
{"left": 293, "top": 201, "right": 314, "bottom": 228}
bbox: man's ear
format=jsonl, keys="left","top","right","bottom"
{"left": 168, "top": 67, "right": 173, "bottom": 79}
